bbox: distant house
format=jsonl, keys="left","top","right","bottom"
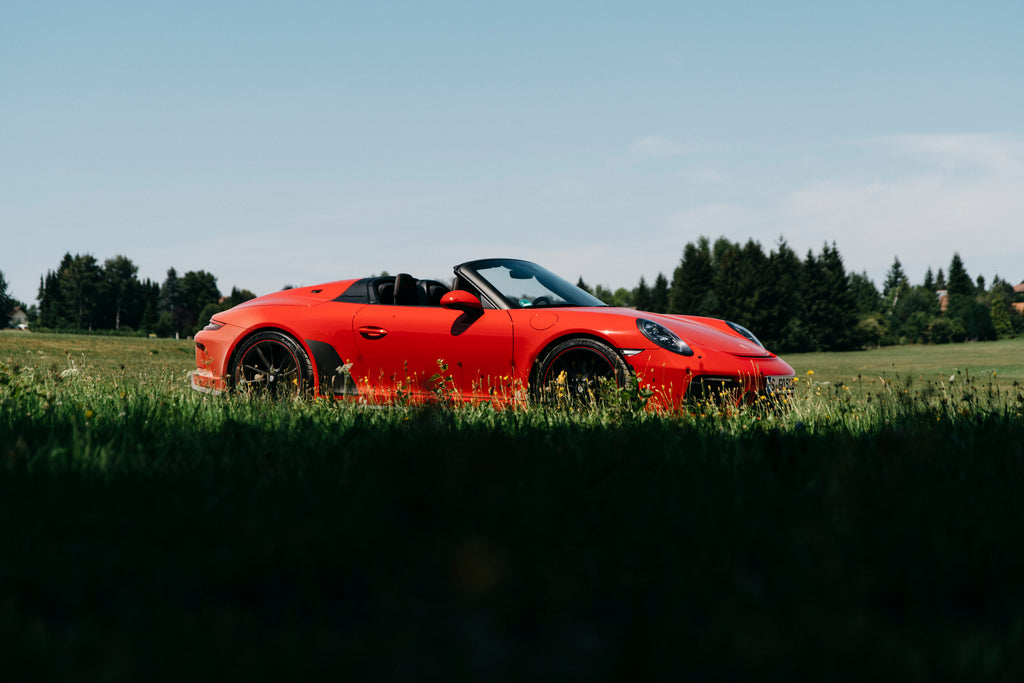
{"left": 1014, "top": 283, "right": 1024, "bottom": 315}
{"left": 8, "top": 306, "right": 28, "bottom": 330}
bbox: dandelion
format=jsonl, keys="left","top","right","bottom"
{"left": 806, "top": 370, "right": 815, "bottom": 376}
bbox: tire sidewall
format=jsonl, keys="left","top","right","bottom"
{"left": 230, "top": 330, "right": 313, "bottom": 396}
{"left": 531, "top": 337, "right": 632, "bottom": 403}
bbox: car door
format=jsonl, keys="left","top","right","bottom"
{"left": 351, "top": 304, "right": 514, "bottom": 402}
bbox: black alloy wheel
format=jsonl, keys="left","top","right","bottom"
{"left": 533, "top": 337, "right": 631, "bottom": 406}
{"left": 231, "top": 331, "right": 312, "bottom": 397}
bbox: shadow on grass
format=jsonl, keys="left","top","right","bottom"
{"left": 3, "top": 388, "right": 1024, "bottom": 680}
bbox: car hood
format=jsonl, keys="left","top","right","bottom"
{"left": 561, "top": 307, "right": 774, "bottom": 358}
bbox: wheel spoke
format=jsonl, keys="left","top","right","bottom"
{"left": 543, "top": 347, "right": 617, "bottom": 404}
{"left": 238, "top": 341, "right": 299, "bottom": 395}
{"left": 255, "top": 345, "right": 274, "bottom": 373}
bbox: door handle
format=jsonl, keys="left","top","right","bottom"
{"left": 358, "top": 326, "right": 388, "bottom": 340}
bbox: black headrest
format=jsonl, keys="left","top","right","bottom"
{"left": 393, "top": 273, "right": 418, "bottom": 305}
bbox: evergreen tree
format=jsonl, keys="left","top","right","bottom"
{"left": 923, "top": 267, "right": 935, "bottom": 292}
{"left": 180, "top": 270, "right": 221, "bottom": 334}
{"left": 612, "top": 287, "right": 633, "bottom": 308}
{"left": 818, "top": 243, "right": 859, "bottom": 350}
{"left": 159, "top": 268, "right": 186, "bottom": 336}
{"left": 799, "top": 244, "right": 859, "bottom": 351}
{"left": 946, "top": 253, "right": 974, "bottom": 296}
{"left": 226, "top": 286, "right": 256, "bottom": 307}
{"left": 103, "top": 255, "right": 139, "bottom": 331}
{"left": 761, "top": 239, "right": 806, "bottom": 351}
{"left": 883, "top": 257, "right": 907, "bottom": 297}
{"left": 37, "top": 271, "right": 64, "bottom": 328}
{"left": 59, "top": 253, "right": 103, "bottom": 330}
{"left": 944, "top": 253, "right": 987, "bottom": 340}
{"left": 589, "top": 282, "right": 610, "bottom": 305}
{"left": 990, "top": 295, "right": 1015, "bottom": 339}
{"left": 710, "top": 238, "right": 744, "bottom": 321}
{"left": 738, "top": 239, "right": 769, "bottom": 331}
{"left": 650, "top": 273, "right": 669, "bottom": 313}
{"left": 801, "top": 249, "right": 826, "bottom": 350}
{"left": 633, "top": 276, "right": 652, "bottom": 311}
{"left": 849, "top": 271, "right": 882, "bottom": 314}
{"left": 0, "top": 271, "right": 13, "bottom": 324}
{"left": 989, "top": 275, "right": 1015, "bottom": 301}
{"left": 668, "top": 237, "right": 713, "bottom": 314}
{"left": 139, "top": 279, "right": 161, "bottom": 333}
{"left": 889, "top": 283, "right": 939, "bottom": 343}
{"left": 947, "top": 294, "right": 995, "bottom": 341}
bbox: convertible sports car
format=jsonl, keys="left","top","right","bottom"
{"left": 190, "top": 258, "right": 794, "bottom": 410}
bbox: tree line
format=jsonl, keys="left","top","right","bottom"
{"left": 2, "top": 253, "right": 254, "bottom": 338}
{"left": 578, "top": 237, "right": 1024, "bottom": 352}
{"left": 3, "top": 241, "right": 1023, "bottom": 350}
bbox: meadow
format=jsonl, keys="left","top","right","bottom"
{"left": 2, "top": 331, "right": 1023, "bottom": 681}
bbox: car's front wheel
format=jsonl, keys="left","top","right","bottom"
{"left": 230, "top": 330, "right": 313, "bottom": 398}
{"left": 531, "top": 337, "right": 632, "bottom": 407}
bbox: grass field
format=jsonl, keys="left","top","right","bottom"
{"left": 2, "top": 331, "right": 1023, "bottom": 681}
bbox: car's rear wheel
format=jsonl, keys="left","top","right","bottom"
{"left": 532, "top": 337, "right": 631, "bottom": 407}
{"left": 231, "top": 331, "right": 312, "bottom": 398}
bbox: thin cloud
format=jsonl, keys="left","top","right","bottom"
{"left": 627, "top": 136, "right": 699, "bottom": 158}
{"left": 781, "top": 134, "right": 1024, "bottom": 281}
{"left": 862, "top": 133, "right": 1024, "bottom": 173}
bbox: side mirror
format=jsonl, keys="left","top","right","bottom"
{"left": 440, "top": 290, "right": 483, "bottom": 312}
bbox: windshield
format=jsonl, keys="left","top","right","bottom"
{"left": 464, "top": 259, "right": 607, "bottom": 309}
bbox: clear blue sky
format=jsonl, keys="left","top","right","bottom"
{"left": 4, "top": 0, "right": 1023, "bottom": 303}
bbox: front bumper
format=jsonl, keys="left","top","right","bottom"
{"left": 189, "top": 368, "right": 227, "bottom": 395}
{"left": 626, "top": 348, "right": 795, "bottom": 410}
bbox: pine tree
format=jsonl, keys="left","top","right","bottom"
{"left": 818, "top": 243, "right": 860, "bottom": 350}
{"left": 633, "top": 276, "right": 652, "bottom": 311}
{"left": 883, "top": 257, "right": 907, "bottom": 298}
{"left": 946, "top": 253, "right": 974, "bottom": 296}
{"left": 181, "top": 270, "right": 221, "bottom": 334}
{"left": 849, "top": 271, "right": 882, "bottom": 314}
{"left": 991, "top": 296, "right": 1015, "bottom": 339}
{"left": 650, "top": 273, "right": 669, "bottom": 313}
{"left": 0, "top": 271, "right": 14, "bottom": 324}
{"left": 160, "top": 268, "right": 185, "bottom": 336}
{"left": 761, "top": 239, "right": 806, "bottom": 351}
{"left": 668, "top": 237, "right": 713, "bottom": 314}
{"left": 103, "top": 255, "right": 139, "bottom": 331}
{"left": 59, "top": 254, "right": 103, "bottom": 330}
{"left": 710, "top": 238, "right": 744, "bottom": 321}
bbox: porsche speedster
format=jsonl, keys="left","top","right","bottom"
{"left": 190, "top": 258, "right": 794, "bottom": 410}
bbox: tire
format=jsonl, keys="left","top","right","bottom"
{"left": 531, "top": 337, "right": 632, "bottom": 407}
{"left": 230, "top": 330, "right": 313, "bottom": 398}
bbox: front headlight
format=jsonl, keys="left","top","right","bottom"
{"left": 726, "top": 321, "right": 764, "bottom": 348}
{"left": 637, "top": 318, "right": 694, "bottom": 356}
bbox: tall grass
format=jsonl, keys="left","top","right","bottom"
{"left": 2, "top": 331, "right": 1024, "bottom": 680}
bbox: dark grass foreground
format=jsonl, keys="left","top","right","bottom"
{"left": 3, "top": 373, "right": 1024, "bottom": 681}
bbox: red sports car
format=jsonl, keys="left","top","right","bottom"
{"left": 190, "top": 258, "right": 794, "bottom": 410}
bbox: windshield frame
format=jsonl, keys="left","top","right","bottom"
{"left": 454, "top": 258, "right": 608, "bottom": 310}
